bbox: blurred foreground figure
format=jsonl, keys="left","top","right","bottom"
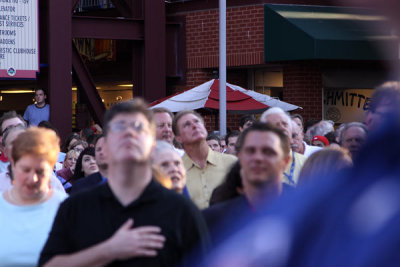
{"left": 365, "top": 81, "right": 400, "bottom": 131}
{"left": 204, "top": 82, "right": 400, "bottom": 267}
{"left": 298, "top": 147, "right": 353, "bottom": 185}
{"left": 0, "top": 128, "right": 66, "bottom": 266}
{"left": 40, "top": 99, "right": 209, "bottom": 267}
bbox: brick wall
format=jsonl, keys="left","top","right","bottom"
{"left": 283, "top": 61, "right": 323, "bottom": 122}
{"left": 186, "top": 5, "right": 265, "bottom": 69}
{"left": 169, "top": 3, "right": 326, "bottom": 131}
{"left": 182, "top": 4, "right": 266, "bottom": 131}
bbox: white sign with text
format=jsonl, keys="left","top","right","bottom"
{"left": 0, "top": 0, "right": 39, "bottom": 78}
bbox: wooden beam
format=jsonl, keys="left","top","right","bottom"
{"left": 72, "top": 16, "right": 144, "bottom": 40}
{"left": 72, "top": 43, "right": 106, "bottom": 126}
{"left": 72, "top": 0, "right": 80, "bottom": 12}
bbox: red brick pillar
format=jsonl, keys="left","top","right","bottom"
{"left": 283, "top": 61, "right": 323, "bottom": 122}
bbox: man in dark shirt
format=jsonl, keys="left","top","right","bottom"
{"left": 203, "top": 123, "right": 291, "bottom": 244}
{"left": 40, "top": 99, "right": 209, "bottom": 266}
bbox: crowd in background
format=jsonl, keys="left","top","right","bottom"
{"left": 0, "top": 81, "right": 399, "bottom": 266}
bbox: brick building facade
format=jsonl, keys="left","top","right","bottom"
{"left": 167, "top": 1, "right": 393, "bottom": 132}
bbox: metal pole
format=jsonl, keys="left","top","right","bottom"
{"left": 219, "top": 0, "right": 227, "bottom": 136}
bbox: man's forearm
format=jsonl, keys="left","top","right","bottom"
{"left": 43, "top": 239, "right": 115, "bottom": 267}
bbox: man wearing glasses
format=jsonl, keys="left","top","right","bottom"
{"left": 0, "top": 111, "right": 26, "bottom": 173}
{"left": 40, "top": 99, "right": 209, "bottom": 267}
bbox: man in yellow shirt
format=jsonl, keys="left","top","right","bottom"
{"left": 173, "top": 110, "right": 237, "bottom": 209}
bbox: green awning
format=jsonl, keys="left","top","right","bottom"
{"left": 264, "top": 4, "right": 399, "bottom": 62}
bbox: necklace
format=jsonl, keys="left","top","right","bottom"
{"left": 6, "top": 188, "right": 49, "bottom": 206}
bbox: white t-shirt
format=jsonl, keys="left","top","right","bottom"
{"left": 0, "top": 190, "right": 67, "bottom": 266}
{"left": 303, "top": 142, "right": 322, "bottom": 157}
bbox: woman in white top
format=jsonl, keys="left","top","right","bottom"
{"left": 0, "top": 125, "right": 66, "bottom": 194}
{"left": 0, "top": 127, "right": 67, "bottom": 266}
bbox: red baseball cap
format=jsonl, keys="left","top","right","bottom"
{"left": 312, "top": 135, "right": 329, "bottom": 146}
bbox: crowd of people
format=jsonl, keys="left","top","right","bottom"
{"left": 0, "top": 81, "right": 398, "bottom": 266}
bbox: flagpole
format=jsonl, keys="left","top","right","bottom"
{"left": 219, "top": 0, "right": 227, "bottom": 136}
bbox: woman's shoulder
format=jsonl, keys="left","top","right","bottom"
{"left": 48, "top": 190, "right": 68, "bottom": 205}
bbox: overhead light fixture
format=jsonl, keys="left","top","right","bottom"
{"left": 0, "top": 90, "right": 35, "bottom": 94}
{"left": 72, "top": 87, "right": 101, "bottom": 90}
{"left": 118, "top": 84, "right": 134, "bottom": 87}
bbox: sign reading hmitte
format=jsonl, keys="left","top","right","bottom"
{"left": 0, "top": 0, "right": 39, "bottom": 78}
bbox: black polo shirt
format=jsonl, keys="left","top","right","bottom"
{"left": 39, "top": 179, "right": 210, "bottom": 266}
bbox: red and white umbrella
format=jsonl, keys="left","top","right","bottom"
{"left": 150, "top": 79, "right": 301, "bottom": 113}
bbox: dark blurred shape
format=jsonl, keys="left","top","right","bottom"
{"left": 209, "top": 161, "right": 242, "bottom": 206}
{"left": 38, "top": 120, "right": 60, "bottom": 138}
{"left": 365, "top": 81, "right": 400, "bottom": 131}
{"left": 203, "top": 96, "right": 400, "bottom": 266}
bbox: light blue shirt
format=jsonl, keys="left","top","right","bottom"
{"left": 0, "top": 190, "right": 66, "bottom": 266}
{"left": 23, "top": 104, "right": 50, "bottom": 126}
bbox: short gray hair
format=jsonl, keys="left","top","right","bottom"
{"left": 339, "top": 122, "right": 368, "bottom": 144}
{"left": 260, "top": 107, "right": 292, "bottom": 132}
{"left": 152, "top": 140, "right": 180, "bottom": 163}
{"left": 2, "top": 124, "right": 27, "bottom": 147}
{"left": 306, "top": 120, "right": 335, "bottom": 141}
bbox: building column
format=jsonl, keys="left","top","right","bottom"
{"left": 48, "top": 0, "right": 72, "bottom": 141}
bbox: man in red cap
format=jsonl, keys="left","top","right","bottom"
{"left": 311, "top": 135, "right": 330, "bottom": 147}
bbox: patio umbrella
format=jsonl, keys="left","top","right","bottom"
{"left": 150, "top": 79, "right": 301, "bottom": 113}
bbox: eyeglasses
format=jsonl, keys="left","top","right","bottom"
{"left": 108, "top": 121, "right": 150, "bottom": 134}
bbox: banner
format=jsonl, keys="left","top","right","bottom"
{"left": 323, "top": 88, "right": 374, "bottom": 124}
{"left": 0, "top": 0, "right": 39, "bottom": 78}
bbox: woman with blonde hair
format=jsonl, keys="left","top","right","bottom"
{"left": 56, "top": 149, "right": 79, "bottom": 189}
{"left": 0, "top": 127, "right": 67, "bottom": 266}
